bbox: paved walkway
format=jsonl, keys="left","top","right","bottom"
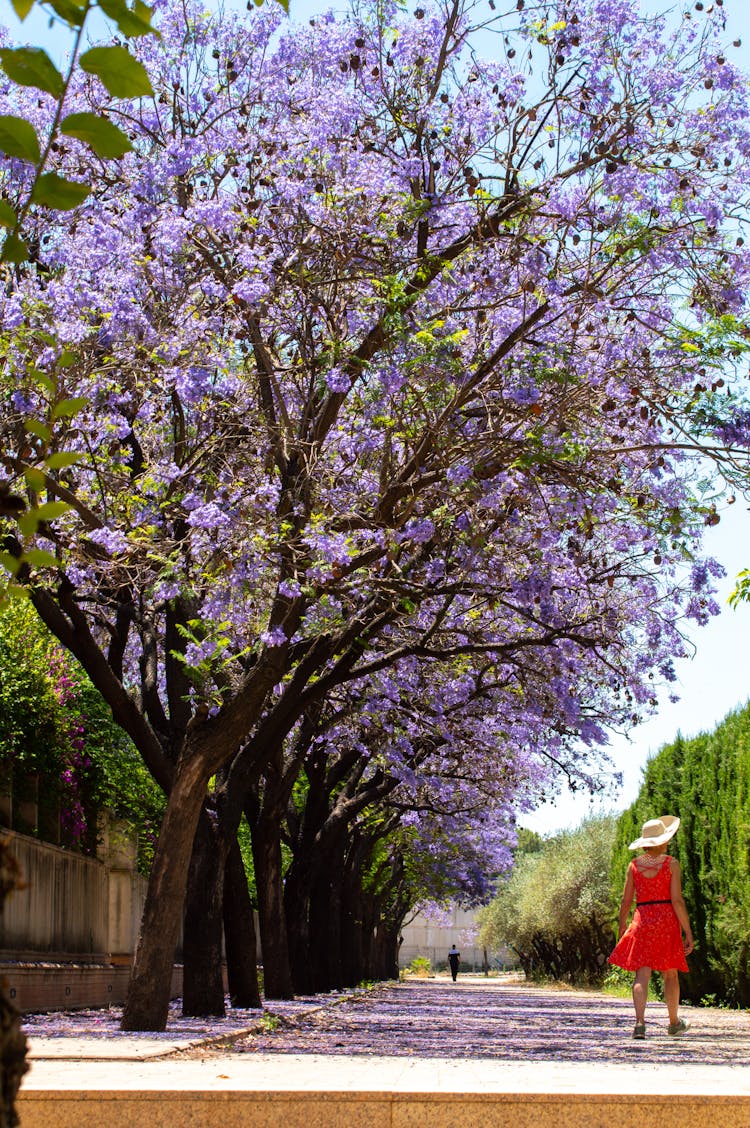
{"left": 21, "top": 976, "right": 750, "bottom": 1084}
{"left": 204, "top": 976, "right": 750, "bottom": 1067}
{"left": 16, "top": 978, "right": 750, "bottom": 1127}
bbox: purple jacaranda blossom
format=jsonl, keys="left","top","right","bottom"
{"left": 401, "top": 518, "right": 435, "bottom": 544}
{"left": 260, "top": 626, "right": 287, "bottom": 648}
{"left": 87, "top": 528, "right": 130, "bottom": 556}
{"left": 186, "top": 502, "right": 231, "bottom": 529}
{"left": 325, "top": 367, "right": 350, "bottom": 393}
{"left": 185, "top": 638, "right": 218, "bottom": 665}
{"left": 278, "top": 579, "right": 302, "bottom": 598}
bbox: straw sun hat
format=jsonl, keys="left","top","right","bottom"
{"left": 628, "top": 815, "right": 681, "bottom": 851}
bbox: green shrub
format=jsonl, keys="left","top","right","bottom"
{"left": 477, "top": 815, "right": 616, "bottom": 984}
{"left": 0, "top": 601, "right": 164, "bottom": 867}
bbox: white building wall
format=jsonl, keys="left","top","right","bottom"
{"left": 399, "top": 904, "right": 517, "bottom": 971}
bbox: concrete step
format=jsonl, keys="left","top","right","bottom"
{"left": 18, "top": 1054, "right": 750, "bottom": 1128}
{"left": 17, "top": 1088, "right": 750, "bottom": 1128}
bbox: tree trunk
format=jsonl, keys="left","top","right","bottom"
{"left": 284, "top": 858, "right": 315, "bottom": 995}
{"left": 0, "top": 985, "right": 27, "bottom": 1128}
{"left": 1, "top": 841, "right": 28, "bottom": 1128}
{"left": 308, "top": 862, "right": 335, "bottom": 992}
{"left": 379, "top": 921, "right": 401, "bottom": 981}
{"left": 322, "top": 870, "right": 344, "bottom": 989}
{"left": 340, "top": 883, "right": 367, "bottom": 986}
{"left": 122, "top": 755, "right": 208, "bottom": 1030}
{"left": 250, "top": 809, "right": 294, "bottom": 999}
{"left": 223, "top": 838, "right": 262, "bottom": 1009}
{"left": 182, "top": 807, "right": 226, "bottom": 1017}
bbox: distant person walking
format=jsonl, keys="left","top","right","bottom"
{"left": 448, "top": 944, "right": 460, "bottom": 982}
{"left": 609, "top": 815, "right": 694, "bottom": 1040}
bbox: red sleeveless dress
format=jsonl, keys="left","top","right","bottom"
{"left": 609, "top": 855, "right": 688, "bottom": 972}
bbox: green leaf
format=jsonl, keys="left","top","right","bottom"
{"left": 23, "top": 467, "right": 47, "bottom": 489}
{"left": 51, "top": 396, "right": 87, "bottom": 419}
{"left": 0, "top": 200, "right": 17, "bottom": 228}
{"left": 31, "top": 173, "right": 91, "bottom": 210}
{"left": 79, "top": 46, "right": 153, "bottom": 98}
{"left": 23, "top": 548, "right": 61, "bottom": 569}
{"left": 0, "top": 552, "right": 21, "bottom": 577}
{"left": 10, "top": 0, "right": 35, "bottom": 20}
{"left": 61, "top": 112, "right": 134, "bottom": 159}
{"left": 45, "top": 451, "right": 84, "bottom": 469}
{"left": 31, "top": 500, "right": 69, "bottom": 522}
{"left": 2, "top": 232, "right": 29, "bottom": 262}
{"left": 0, "top": 48, "right": 64, "bottom": 97}
{"left": 24, "top": 418, "right": 51, "bottom": 442}
{"left": 0, "top": 115, "right": 41, "bottom": 163}
{"left": 47, "top": 0, "right": 88, "bottom": 25}
{"left": 97, "top": 0, "right": 155, "bottom": 38}
{"left": 31, "top": 368, "right": 56, "bottom": 394}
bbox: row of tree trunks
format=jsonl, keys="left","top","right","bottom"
{"left": 176, "top": 732, "right": 412, "bottom": 1012}
{"left": 223, "top": 839, "right": 262, "bottom": 1009}
{"left": 248, "top": 801, "right": 295, "bottom": 1000}
{"left": 178, "top": 786, "right": 407, "bottom": 1011}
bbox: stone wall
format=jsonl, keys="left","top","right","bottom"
{"left": 0, "top": 825, "right": 178, "bottom": 1013}
{"left": 399, "top": 905, "right": 517, "bottom": 972}
{"left": 4, "top": 964, "right": 185, "bottom": 1013}
{"left": 0, "top": 824, "right": 146, "bottom": 962}
{"left": 1, "top": 834, "right": 110, "bottom": 961}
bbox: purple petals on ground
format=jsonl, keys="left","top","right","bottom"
{"left": 21, "top": 990, "right": 352, "bottom": 1042}
{"left": 22, "top": 981, "right": 750, "bottom": 1067}
{"left": 226, "top": 980, "right": 750, "bottom": 1068}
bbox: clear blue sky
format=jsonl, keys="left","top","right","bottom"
{"left": 3, "top": 0, "right": 749, "bottom": 833}
{"left": 526, "top": 502, "right": 750, "bottom": 834}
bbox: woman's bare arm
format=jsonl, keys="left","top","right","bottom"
{"left": 618, "top": 865, "right": 635, "bottom": 938}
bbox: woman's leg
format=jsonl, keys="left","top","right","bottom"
{"left": 663, "top": 969, "right": 679, "bottom": 1025}
{"left": 633, "top": 967, "right": 651, "bottom": 1024}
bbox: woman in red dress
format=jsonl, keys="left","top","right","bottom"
{"left": 609, "top": 815, "right": 694, "bottom": 1039}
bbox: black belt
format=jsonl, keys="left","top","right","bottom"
{"left": 637, "top": 899, "right": 672, "bottom": 907}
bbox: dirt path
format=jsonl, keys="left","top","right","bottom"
{"left": 213, "top": 976, "right": 750, "bottom": 1066}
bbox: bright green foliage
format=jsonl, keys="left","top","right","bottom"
{"left": 0, "top": 114, "right": 41, "bottom": 163}
{"left": 0, "top": 598, "right": 60, "bottom": 776}
{"left": 74, "top": 676, "right": 166, "bottom": 870}
{"left": 0, "top": 600, "right": 164, "bottom": 866}
{"left": 97, "top": 0, "right": 156, "bottom": 37}
{"left": 78, "top": 45, "right": 153, "bottom": 97}
{"left": 60, "top": 111, "right": 134, "bottom": 158}
{"left": 611, "top": 706, "right": 750, "bottom": 1005}
{"left": 408, "top": 956, "right": 432, "bottom": 977}
{"left": 477, "top": 816, "right": 616, "bottom": 983}
{"left": 0, "top": 201, "right": 17, "bottom": 228}
{"left": 0, "top": 47, "right": 64, "bottom": 97}
{"left": 730, "top": 569, "right": 750, "bottom": 609}
{"left": 30, "top": 171, "right": 90, "bottom": 210}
